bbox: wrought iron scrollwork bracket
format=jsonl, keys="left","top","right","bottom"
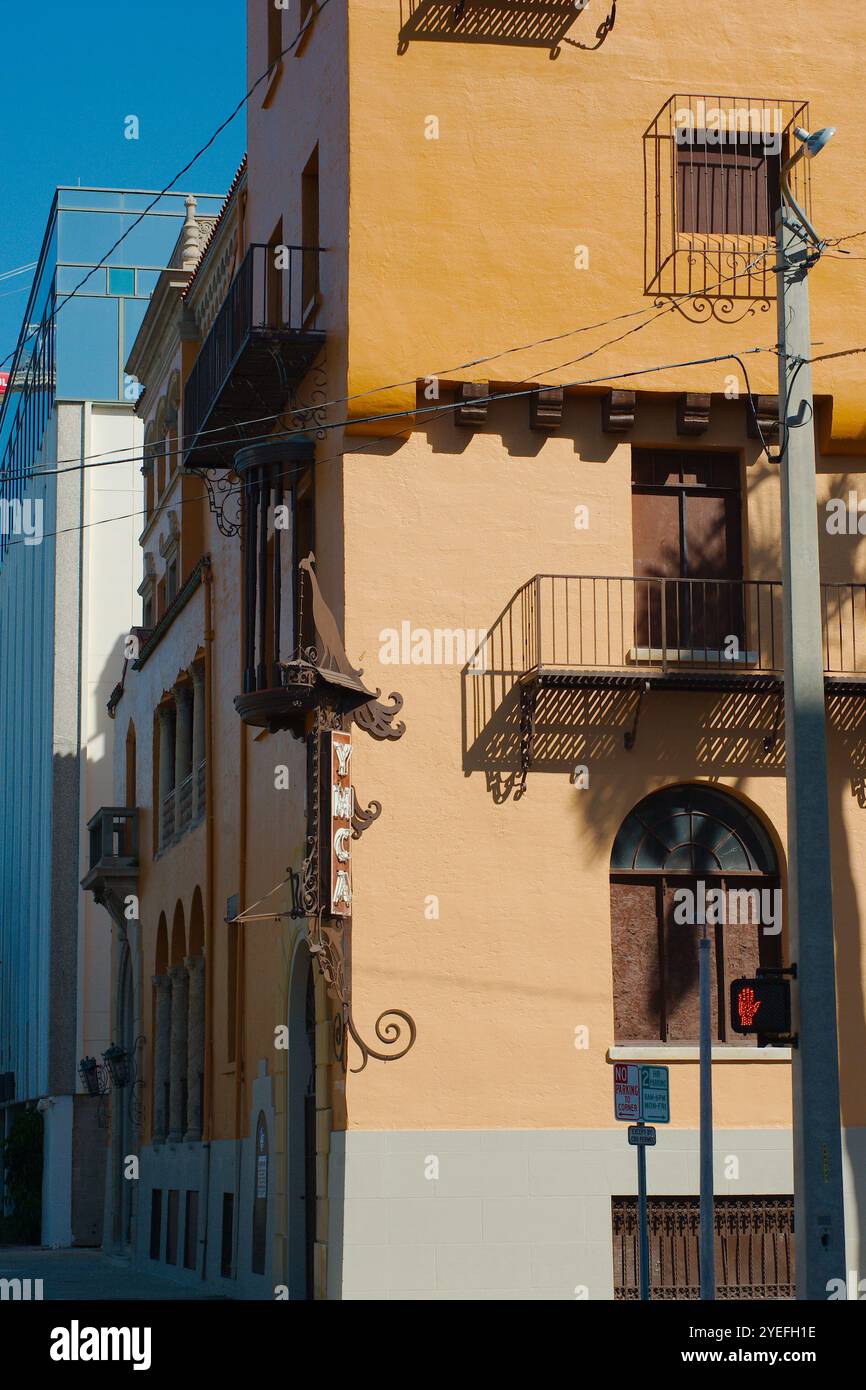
{"left": 184, "top": 465, "right": 242, "bottom": 538}
{"left": 351, "top": 792, "right": 382, "bottom": 840}
{"left": 516, "top": 683, "right": 537, "bottom": 797}
{"left": 624, "top": 680, "right": 651, "bottom": 751}
{"left": 762, "top": 690, "right": 784, "bottom": 753}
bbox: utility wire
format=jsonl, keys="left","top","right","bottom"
{"left": 20, "top": 245, "right": 780, "bottom": 482}
{"left": 0, "top": 344, "right": 777, "bottom": 553}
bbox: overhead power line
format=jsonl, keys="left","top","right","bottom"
{"left": 20, "top": 246, "right": 779, "bottom": 482}
{"left": 1, "top": 343, "right": 778, "bottom": 554}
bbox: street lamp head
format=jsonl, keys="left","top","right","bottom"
{"left": 793, "top": 125, "right": 836, "bottom": 159}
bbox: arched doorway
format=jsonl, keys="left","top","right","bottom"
{"left": 287, "top": 946, "right": 317, "bottom": 1299}
{"left": 609, "top": 784, "right": 781, "bottom": 1044}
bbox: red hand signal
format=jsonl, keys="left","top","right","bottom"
{"left": 737, "top": 986, "right": 761, "bottom": 1029}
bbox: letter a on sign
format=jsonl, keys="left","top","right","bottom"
{"left": 329, "top": 731, "right": 353, "bottom": 917}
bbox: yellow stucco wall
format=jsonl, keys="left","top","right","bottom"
{"left": 337, "top": 393, "right": 866, "bottom": 1133}
{"left": 346, "top": 0, "right": 866, "bottom": 447}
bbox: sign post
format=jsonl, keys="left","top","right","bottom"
{"left": 614, "top": 1063, "right": 670, "bottom": 1301}
{"left": 636, "top": 1118, "right": 650, "bottom": 1302}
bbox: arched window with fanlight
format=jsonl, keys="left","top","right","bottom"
{"left": 609, "top": 784, "right": 781, "bottom": 1044}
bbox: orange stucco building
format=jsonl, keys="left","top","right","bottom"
{"left": 83, "top": 0, "right": 866, "bottom": 1299}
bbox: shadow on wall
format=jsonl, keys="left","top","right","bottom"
{"left": 396, "top": 0, "right": 617, "bottom": 57}
{"left": 458, "top": 440, "right": 866, "bottom": 1267}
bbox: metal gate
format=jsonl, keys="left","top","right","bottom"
{"left": 612, "top": 1196, "right": 795, "bottom": 1299}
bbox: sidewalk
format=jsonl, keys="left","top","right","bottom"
{"left": 0, "top": 1246, "right": 227, "bottom": 1300}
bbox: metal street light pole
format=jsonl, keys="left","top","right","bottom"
{"left": 775, "top": 124, "right": 846, "bottom": 1300}
{"left": 698, "top": 925, "right": 715, "bottom": 1299}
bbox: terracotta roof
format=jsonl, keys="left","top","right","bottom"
{"left": 182, "top": 153, "right": 248, "bottom": 301}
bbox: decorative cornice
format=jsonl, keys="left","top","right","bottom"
{"left": 182, "top": 155, "right": 248, "bottom": 308}
{"left": 455, "top": 381, "right": 489, "bottom": 428}
{"left": 134, "top": 555, "right": 210, "bottom": 670}
{"left": 530, "top": 386, "right": 564, "bottom": 432}
{"left": 601, "top": 388, "right": 636, "bottom": 432}
{"left": 676, "top": 392, "right": 711, "bottom": 436}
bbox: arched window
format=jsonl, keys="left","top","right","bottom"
{"left": 609, "top": 784, "right": 781, "bottom": 1044}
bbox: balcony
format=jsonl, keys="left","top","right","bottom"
{"left": 182, "top": 243, "right": 325, "bottom": 471}
{"left": 160, "top": 788, "right": 176, "bottom": 846}
{"left": 467, "top": 576, "right": 866, "bottom": 783}
{"left": 233, "top": 440, "right": 377, "bottom": 735}
{"left": 81, "top": 807, "right": 139, "bottom": 925}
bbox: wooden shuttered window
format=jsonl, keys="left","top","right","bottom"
{"left": 631, "top": 448, "right": 744, "bottom": 653}
{"left": 677, "top": 136, "right": 781, "bottom": 238}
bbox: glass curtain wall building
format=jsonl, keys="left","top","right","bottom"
{"left": 0, "top": 189, "right": 223, "bottom": 566}
{"left": 0, "top": 188, "right": 221, "bottom": 1248}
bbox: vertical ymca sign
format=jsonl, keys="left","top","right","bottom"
{"left": 328, "top": 731, "right": 353, "bottom": 916}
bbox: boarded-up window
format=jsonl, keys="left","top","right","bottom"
{"left": 610, "top": 784, "right": 781, "bottom": 1045}
{"left": 610, "top": 880, "right": 663, "bottom": 1041}
{"left": 612, "top": 876, "right": 777, "bottom": 1043}
{"left": 677, "top": 135, "right": 781, "bottom": 237}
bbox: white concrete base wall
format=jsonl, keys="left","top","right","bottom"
{"left": 133, "top": 1070, "right": 278, "bottom": 1299}
{"left": 329, "top": 1127, "right": 809, "bottom": 1300}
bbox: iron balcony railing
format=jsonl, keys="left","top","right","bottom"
{"left": 183, "top": 241, "right": 322, "bottom": 458}
{"left": 86, "top": 807, "right": 138, "bottom": 870}
{"left": 476, "top": 575, "right": 866, "bottom": 680}
{"left": 160, "top": 789, "right": 176, "bottom": 848}
{"left": 177, "top": 772, "right": 194, "bottom": 831}
{"left": 643, "top": 94, "right": 811, "bottom": 305}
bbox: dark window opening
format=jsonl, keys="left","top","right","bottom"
{"left": 676, "top": 133, "right": 781, "bottom": 238}
{"left": 267, "top": 217, "right": 284, "bottom": 328}
{"left": 220, "top": 1193, "right": 235, "bottom": 1279}
{"left": 166, "top": 558, "right": 178, "bottom": 606}
{"left": 149, "top": 1188, "right": 162, "bottom": 1261}
{"left": 301, "top": 145, "right": 320, "bottom": 315}
{"left": 184, "top": 1190, "right": 199, "bottom": 1271}
{"left": 166, "top": 1189, "right": 180, "bottom": 1265}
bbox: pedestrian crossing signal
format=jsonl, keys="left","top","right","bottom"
{"left": 730, "top": 976, "right": 791, "bottom": 1036}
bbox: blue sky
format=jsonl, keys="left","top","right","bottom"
{"left": 0, "top": 0, "right": 246, "bottom": 364}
